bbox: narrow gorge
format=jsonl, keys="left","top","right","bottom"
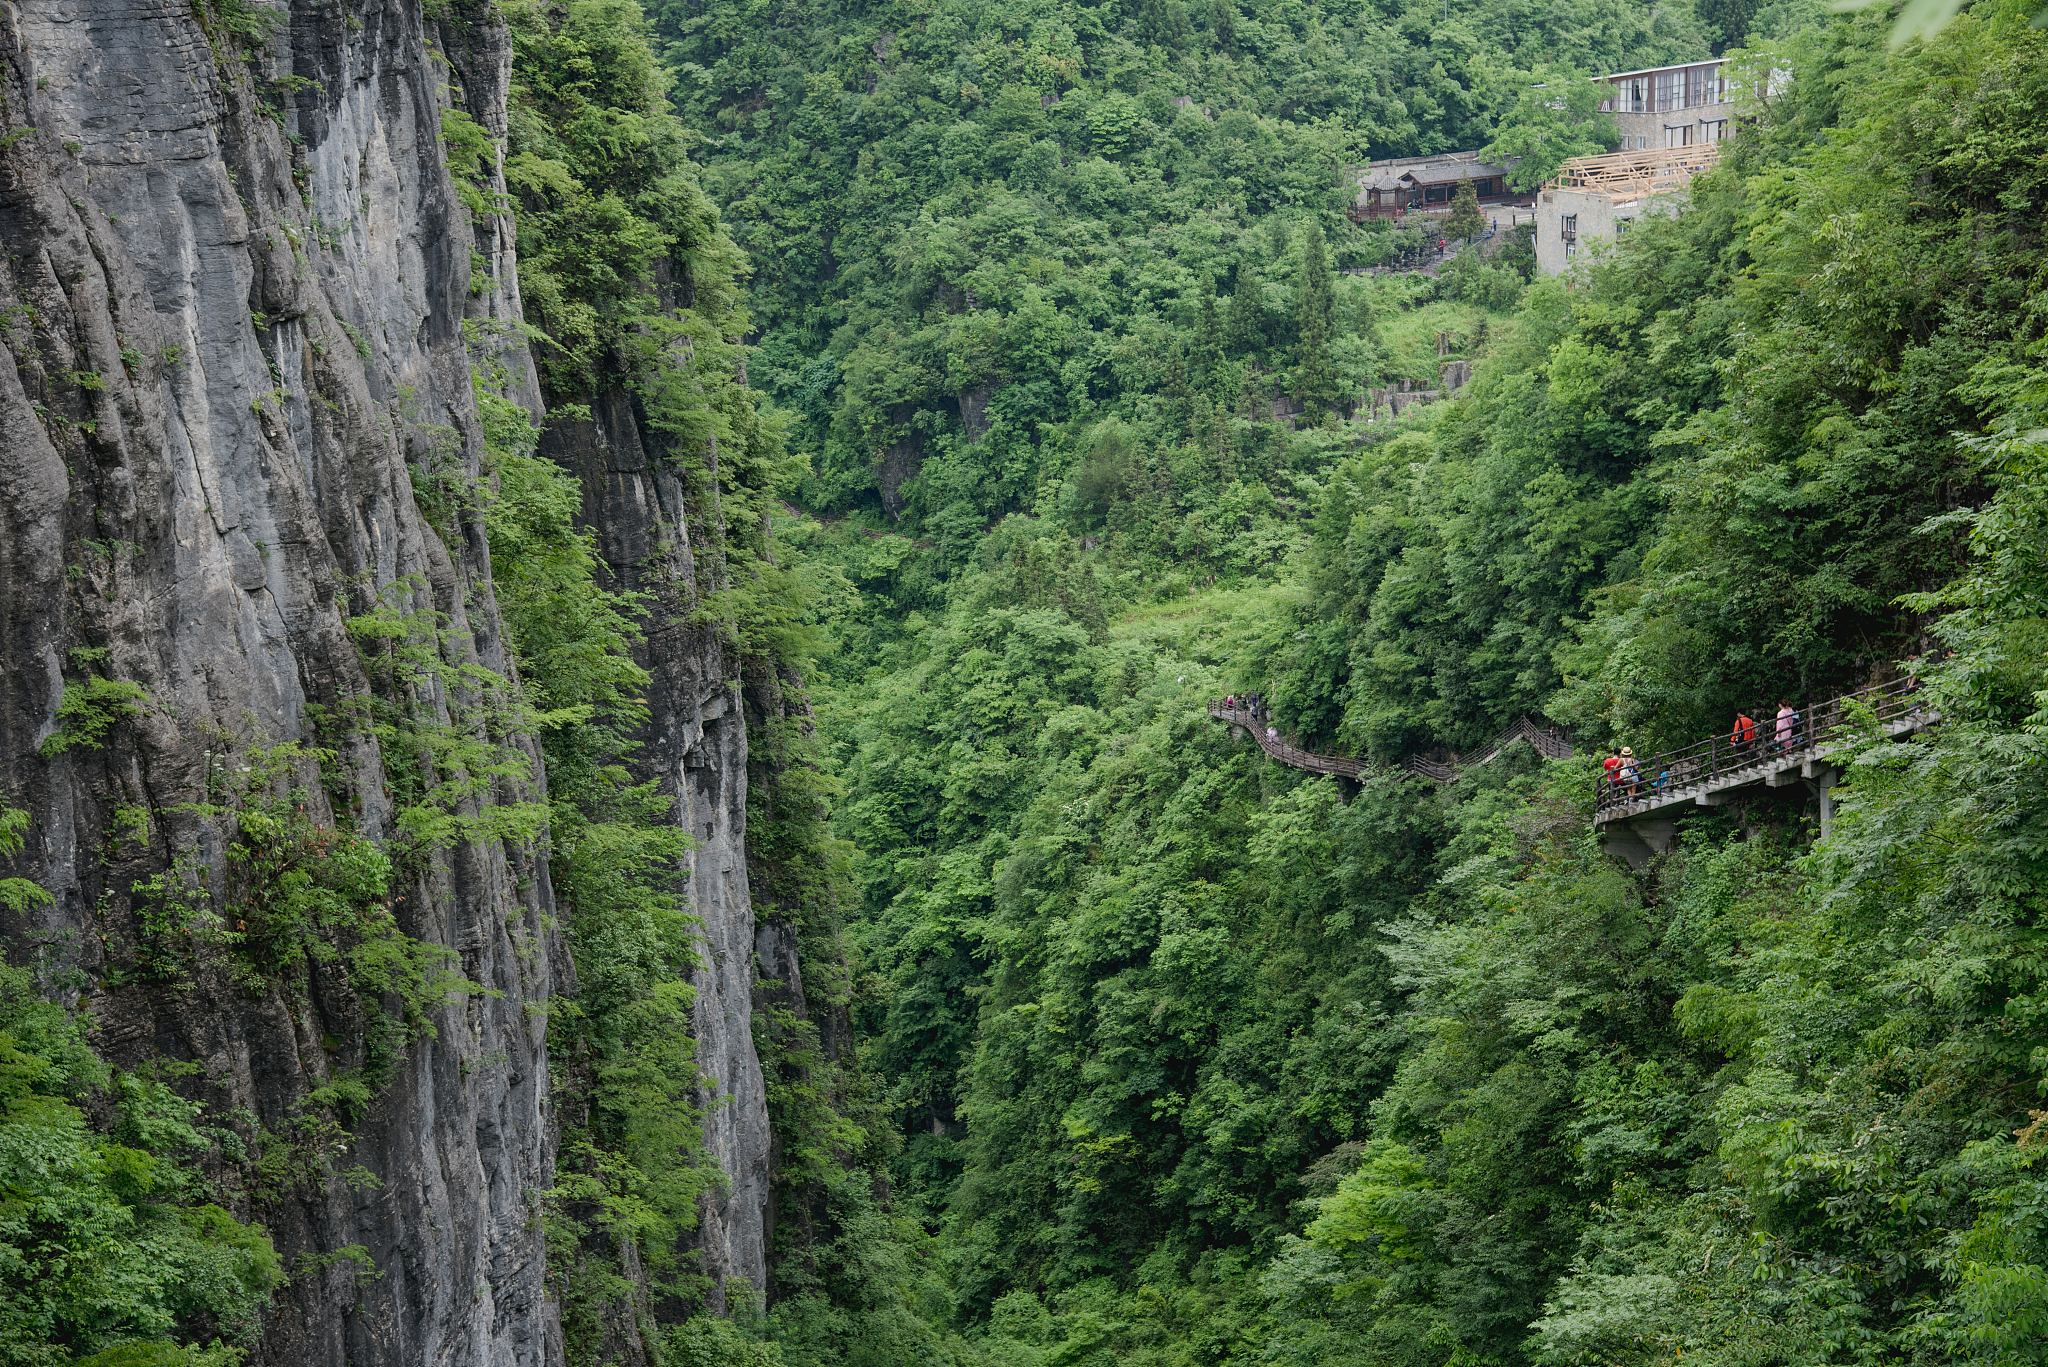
{"left": 4, "top": 0, "right": 2048, "bottom": 1363}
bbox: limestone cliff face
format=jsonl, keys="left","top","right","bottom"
{"left": 0, "top": 0, "right": 566, "bottom": 1360}
{"left": 540, "top": 395, "right": 774, "bottom": 1309}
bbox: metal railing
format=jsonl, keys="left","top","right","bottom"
{"left": 1208, "top": 704, "right": 1371, "bottom": 778}
{"left": 1408, "top": 715, "right": 1574, "bottom": 782}
{"left": 1208, "top": 704, "right": 1571, "bottom": 784}
{"left": 1591, "top": 676, "right": 1931, "bottom": 822}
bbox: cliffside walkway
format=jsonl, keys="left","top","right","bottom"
{"left": 1209, "top": 705, "right": 1370, "bottom": 778}
{"left": 1404, "top": 715, "right": 1575, "bottom": 781}
{"left": 1207, "top": 705, "right": 1573, "bottom": 783}
{"left": 1592, "top": 676, "right": 1934, "bottom": 832}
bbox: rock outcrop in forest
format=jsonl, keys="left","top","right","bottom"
{"left": 0, "top": 0, "right": 562, "bottom": 1357}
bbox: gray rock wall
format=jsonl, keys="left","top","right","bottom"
{"left": 539, "top": 391, "right": 773, "bottom": 1310}
{"left": 0, "top": 0, "right": 569, "bottom": 1361}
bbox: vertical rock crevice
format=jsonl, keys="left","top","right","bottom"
{"left": 536, "top": 390, "right": 774, "bottom": 1308}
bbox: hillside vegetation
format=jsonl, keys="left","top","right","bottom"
{"left": 676, "top": 0, "right": 2048, "bottom": 1363}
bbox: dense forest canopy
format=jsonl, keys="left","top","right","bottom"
{"left": 646, "top": 0, "right": 1728, "bottom": 520}
{"left": 658, "top": 0, "right": 2048, "bottom": 1362}
{"left": 7, "top": 0, "right": 2048, "bottom": 1362}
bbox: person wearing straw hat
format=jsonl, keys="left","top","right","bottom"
{"left": 1617, "top": 747, "right": 1640, "bottom": 795}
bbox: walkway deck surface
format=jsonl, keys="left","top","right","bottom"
{"left": 1207, "top": 707, "right": 1571, "bottom": 783}
{"left": 1209, "top": 706, "right": 1370, "bottom": 778}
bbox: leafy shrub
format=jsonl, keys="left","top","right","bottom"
{"left": 1437, "top": 248, "right": 1524, "bottom": 311}
{"left": 39, "top": 676, "right": 147, "bottom": 756}
{"left": 0, "top": 966, "right": 280, "bottom": 1362}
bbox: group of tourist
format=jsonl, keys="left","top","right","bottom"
{"left": 1224, "top": 694, "right": 1280, "bottom": 745}
{"left": 1603, "top": 701, "right": 1808, "bottom": 801}
{"left": 1603, "top": 746, "right": 1642, "bottom": 795}
{"left": 1727, "top": 701, "right": 1804, "bottom": 755}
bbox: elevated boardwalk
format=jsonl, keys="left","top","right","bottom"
{"left": 1593, "top": 676, "right": 1934, "bottom": 862}
{"left": 1207, "top": 706, "right": 1571, "bottom": 783}
{"left": 1407, "top": 715, "right": 1574, "bottom": 781}
{"left": 1211, "top": 678, "right": 1934, "bottom": 866}
{"left": 1209, "top": 705, "right": 1369, "bottom": 778}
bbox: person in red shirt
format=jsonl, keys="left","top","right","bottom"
{"left": 1603, "top": 750, "right": 1622, "bottom": 789}
{"left": 1731, "top": 712, "right": 1755, "bottom": 750}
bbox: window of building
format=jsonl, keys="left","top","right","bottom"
{"left": 1703, "top": 119, "right": 1727, "bottom": 142}
{"left": 1616, "top": 218, "right": 1632, "bottom": 233}
{"left": 1665, "top": 123, "right": 1694, "bottom": 148}
{"left": 1655, "top": 69, "right": 1680, "bottom": 112}
{"left": 1424, "top": 184, "right": 1450, "bottom": 203}
{"left": 1560, "top": 213, "right": 1578, "bottom": 241}
{"left": 1473, "top": 178, "right": 1493, "bottom": 196}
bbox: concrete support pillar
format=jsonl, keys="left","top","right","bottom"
{"left": 1599, "top": 818, "right": 1679, "bottom": 870}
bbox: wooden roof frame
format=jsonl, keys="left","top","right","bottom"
{"left": 1543, "top": 143, "right": 1722, "bottom": 202}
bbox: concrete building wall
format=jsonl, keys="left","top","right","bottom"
{"left": 1534, "top": 189, "right": 1680, "bottom": 276}
{"left": 1613, "top": 101, "right": 1736, "bottom": 150}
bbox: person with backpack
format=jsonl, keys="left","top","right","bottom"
{"left": 1775, "top": 701, "right": 1797, "bottom": 751}
{"left": 1731, "top": 711, "right": 1756, "bottom": 752}
{"left": 1617, "top": 747, "right": 1640, "bottom": 795}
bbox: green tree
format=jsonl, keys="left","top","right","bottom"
{"left": 1695, "top": 0, "right": 1759, "bottom": 49}
{"left": 1223, "top": 259, "right": 1266, "bottom": 357}
{"left": 1484, "top": 65, "right": 1622, "bottom": 191}
{"left": 1444, "top": 178, "right": 1484, "bottom": 242}
{"left": 1193, "top": 292, "right": 1223, "bottom": 392}
{"left": 0, "top": 954, "right": 280, "bottom": 1363}
{"left": 1292, "top": 221, "right": 1343, "bottom": 417}
{"left": 1210, "top": 0, "right": 1236, "bottom": 50}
